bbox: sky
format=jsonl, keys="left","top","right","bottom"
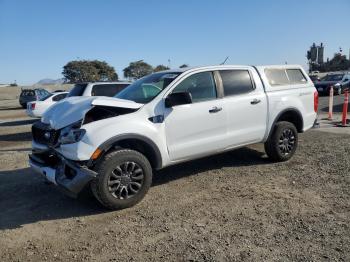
{"left": 0, "top": 0, "right": 349, "bottom": 85}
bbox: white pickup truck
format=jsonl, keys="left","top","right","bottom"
{"left": 29, "top": 65, "right": 318, "bottom": 209}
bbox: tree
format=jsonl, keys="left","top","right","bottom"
{"left": 179, "top": 64, "right": 189, "bottom": 68}
{"left": 123, "top": 60, "right": 153, "bottom": 80}
{"left": 62, "top": 60, "right": 118, "bottom": 83}
{"left": 153, "top": 64, "right": 170, "bottom": 72}
{"left": 311, "top": 53, "right": 350, "bottom": 72}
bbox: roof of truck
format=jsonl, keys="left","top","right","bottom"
{"left": 162, "top": 64, "right": 304, "bottom": 74}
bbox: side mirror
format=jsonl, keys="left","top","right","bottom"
{"left": 165, "top": 92, "right": 192, "bottom": 108}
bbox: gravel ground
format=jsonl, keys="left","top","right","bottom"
{"left": 0, "top": 99, "right": 349, "bottom": 261}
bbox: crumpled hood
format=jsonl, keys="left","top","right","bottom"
{"left": 42, "top": 96, "right": 143, "bottom": 130}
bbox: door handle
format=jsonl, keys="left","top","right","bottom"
{"left": 250, "top": 99, "right": 261, "bottom": 105}
{"left": 209, "top": 106, "right": 222, "bottom": 113}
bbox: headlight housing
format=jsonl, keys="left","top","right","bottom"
{"left": 58, "top": 121, "right": 86, "bottom": 145}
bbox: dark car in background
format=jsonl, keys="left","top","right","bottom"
{"left": 309, "top": 75, "right": 320, "bottom": 83}
{"left": 19, "top": 88, "right": 51, "bottom": 108}
{"left": 314, "top": 73, "right": 350, "bottom": 95}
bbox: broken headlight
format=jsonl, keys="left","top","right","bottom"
{"left": 58, "top": 121, "right": 86, "bottom": 145}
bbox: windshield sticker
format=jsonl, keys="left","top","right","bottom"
{"left": 162, "top": 74, "right": 178, "bottom": 79}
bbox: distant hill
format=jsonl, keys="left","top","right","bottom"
{"left": 37, "top": 78, "right": 65, "bottom": 85}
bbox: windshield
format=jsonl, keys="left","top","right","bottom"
{"left": 68, "top": 83, "right": 88, "bottom": 97}
{"left": 322, "top": 74, "right": 344, "bottom": 82}
{"left": 115, "top": 72, "right": 181, "bottom": 103}
{"left": 40, "top": 93, "right": 53, "bottom": 101}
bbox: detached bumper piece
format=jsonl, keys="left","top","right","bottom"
{"left": 29, "top": 152, "right": 97, "bottom": 198}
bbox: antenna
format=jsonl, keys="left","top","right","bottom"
{"left": 220, "top": 56, "right": 229, "bottom": 65}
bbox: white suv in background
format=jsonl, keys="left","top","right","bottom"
{"left": 68, "top": 81, "right": 131, "bottom": 97}
{"left": 29, "top": 65, "right": 317, "bottom": 210}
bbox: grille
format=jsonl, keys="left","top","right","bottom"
{"left": 32, "top": 121, "right": 60, "bottom": 146}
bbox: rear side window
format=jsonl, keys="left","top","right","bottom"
{"left": 265, "top": 68, "right": 308, "bottom": 86}
{"left": 265, "top": 69, "right": 289, "bottom": 86}
{"left": 91, "top": 84, "right": 129, "bottom": 97}
{"left": 219, "top": 70, "right": 254, "bottom": 96}
{"left": 286, "top": 69, "right": 307, "bottom": 84}
{"left": 172, "top": 72, "right": 217, "bottom": 103}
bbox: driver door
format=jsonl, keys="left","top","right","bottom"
{"left": 164, "top": 71, "right": 227, "bottom": 162}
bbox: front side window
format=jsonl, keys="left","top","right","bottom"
{"left": 172, "top": 72, "right": 217, "bottom": 103}
{"left": 219, "top": 70, "right": 254, "bottom": 96}
{"left": 116, "top": 72, "right": 181, "bottom": 103}
{"left": 286, "top": 69, "right": 307, "bottom": 84}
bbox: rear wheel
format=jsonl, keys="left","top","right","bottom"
{"left": 264, "top": 121, "right": 298, "bottom": 162}
{"left": 91, "top": 149, "right": 152, "bottom": 210}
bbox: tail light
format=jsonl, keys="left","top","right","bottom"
{"left": 31, "top": 103, "right": 36, "bottom": 110}
{"left": 314, "top": 91, "right": 318, "bottom": 113}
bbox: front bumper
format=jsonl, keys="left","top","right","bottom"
{"left": 29, "top": 151, "right": 97, "bottom": 198}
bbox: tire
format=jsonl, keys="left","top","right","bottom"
{"left": 91, "top": 149, "right": 152, "bottom": 210}
{"left": 336, "top": 87, "right": 342, "bottom": 95}
{"left": 20, "top": 103, "right": 26, "bottom": 109}
{"left": 264, "top": 121, "right": 298, "bottom": 162}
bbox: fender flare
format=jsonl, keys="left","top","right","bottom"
{"left": 98, "top": 133, "right": 163, "bottom": 169}
{"left": 267, "top": 108, "right": 304, "bottom": 139}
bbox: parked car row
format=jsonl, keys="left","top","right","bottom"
{"left": 26, "top": 92, "right": 68, "bottom": 117}
{"left": 20, "top": 82, "right": 131, "bottom": 118}
{"left": 309, "top": 72, "right": 350, "bottom": 95}
{"left": 19, "top": 88, "right": 51, "bottom": 108}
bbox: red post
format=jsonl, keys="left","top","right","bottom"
{"left": 342, "top": 90, "right": 349, "bottom": 126}
{"left": 328, "top": 86, "right": 334, "bottom": 120}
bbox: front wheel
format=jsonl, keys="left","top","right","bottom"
{"left": 91, "top": 149, "right": 152, "bottom": 210}
{"left": 264, "top": 121, "right": 298, "bottom": 162}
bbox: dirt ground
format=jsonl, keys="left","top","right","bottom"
{"left": 0, "top": 97, "right": 349, "bottom": 261}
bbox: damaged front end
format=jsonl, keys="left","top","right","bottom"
{"left": 30, "top": 97, "right": 143, "bottom": 197}
{"left": 83, "top": 105, "right": 137, "bottom": 125}
{"left": 29, "top": 150, "right": 97, "bottom": 197}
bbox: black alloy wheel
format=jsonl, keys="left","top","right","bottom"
{"left": 108, "top": 161, "right": 144, "bottom": 199}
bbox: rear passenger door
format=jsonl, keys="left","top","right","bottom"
{"left": 219, "top": 69, "right": 267, "bottom": 148}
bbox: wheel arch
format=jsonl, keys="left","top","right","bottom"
{"left": 97, "top": 134, "right": 162, "bottom": 169}
{"left": 268, "top": 108, "right": 304, "bottom": 138}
